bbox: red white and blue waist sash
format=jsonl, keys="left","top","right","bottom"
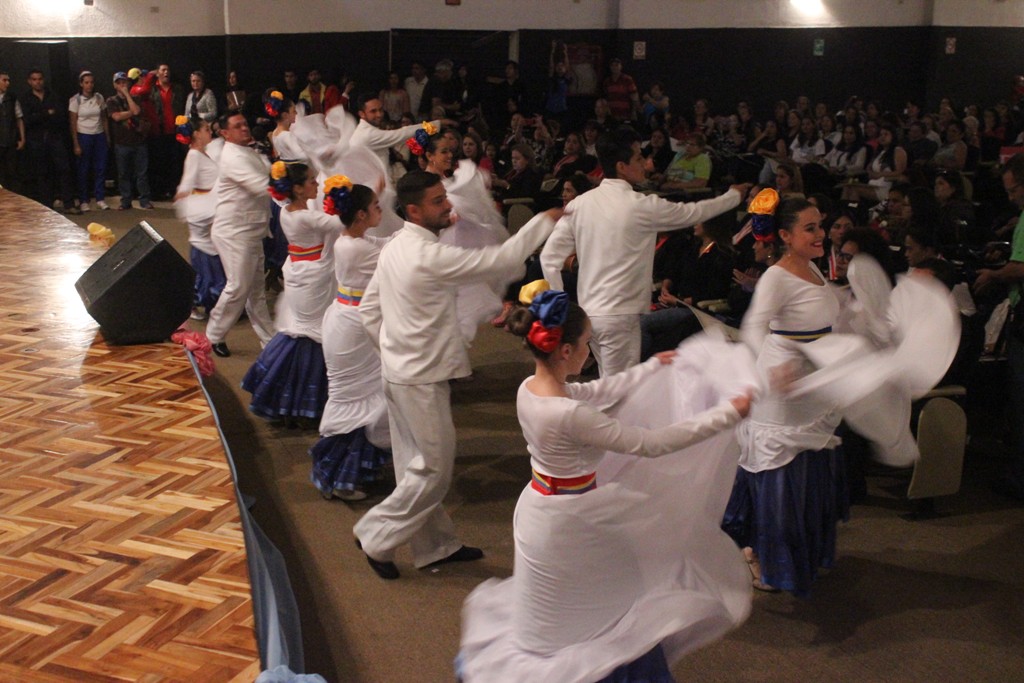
{"left": 288, "top": 243, "right": 324, "bottom": 262}
{"left": 336, "top": 285, "right": 363, "bottom": 306}
{"left": 530, "top": 469, "right": 596, "bottom": 496}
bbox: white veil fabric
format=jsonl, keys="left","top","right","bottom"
{"left": 440, "top": 160, "right": 512, "bottom": 343}
{"left": 459, "top": 333, "right": 757, "bottom": 683}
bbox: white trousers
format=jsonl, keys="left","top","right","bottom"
{"left": 206, "top": 230, "right": 275, "bottom": 345}
{"left": 353, "top": 380, "right": 462, "bottom": 568}
{"left": 588, "top": 313, "right": 642, "bottom": 377}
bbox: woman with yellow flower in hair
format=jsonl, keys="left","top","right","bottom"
{"left": 721, "top": 188, "right": 848, "bottom": 597}
{"left": 173, "top": 115, "right": 224, "bottom": 320}
{"left": 241, "top": 163, "right": 344, "bottom": 423}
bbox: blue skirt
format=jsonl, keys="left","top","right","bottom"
{"left": 595, "top": 644, "right": 675, "bottom": 683}
{"left": 309, "top": 428, "right": 392, "bottom": 496}
{"left": 721, "top": 447, "right": 849, "bottom": 598}
{"left": 241, "top": 333, "right": 328, "bottom": 420}
{"left": 191, "top": 247, "right": 226, "bottom": 311}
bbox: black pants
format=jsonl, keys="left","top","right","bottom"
{"left": 24, "top": 134, "right": 73, "bottom": 207}
{"left": 0, "top": 144, "right": 17, "bottom": 192}
{"left": 148, "top": 133, "right": 182, "bottom": 198}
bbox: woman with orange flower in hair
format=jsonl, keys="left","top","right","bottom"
{"left": 721, "top": 189, "right": 848, "bottom": 597}
{"left": 173, "top": 115, "right": 224, "bottom": 320}
{"left": 241, "top": 164, "right": 344, "bottom": 423}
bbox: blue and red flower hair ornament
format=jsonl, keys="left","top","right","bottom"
{"left": 323, "top": 175, "right": 353, "bottom": 216}
{"left": 518, "top": 280, "right": 569, "bottom": 353}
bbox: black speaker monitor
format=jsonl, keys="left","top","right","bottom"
{"left": 75, "top": 222, "right": 195, "bottom": 345}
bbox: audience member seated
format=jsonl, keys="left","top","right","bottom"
{"left": 979, "top": 107, "right": 1007, "bottom": 163}
{"left": 493, "top": 142, "right": 543, "bottom": 206}
{"left": 789, "top": 115, "right": 826, "bottom": 165}
{"left": 905, "top": 120, "right": 939, "bottom": 167}
{"left": 843, "top": 123, "right": 907, "bottom": 204}
{"left": 661, "top": 133, "right": 711, "bottom": 192}
{"left": 728, "top": 230, "right": 781, "bottom": 319}
{"left": 933, "top": 119, "right": 969, "bottom": 172}
{"left": 775, "top": 159, "right": 805, "bottom": 200}
{"left": 640, "top": 81, "right": 670, "bottom": 131}
{"left": 935, "top": 169, "right": 984, "bottom": 247}
{"left": 819, "top": 209, "right": 855, "bottom": 281}
{"left": 548, "top": 130, "right": 597, "bottom": 180}
{"left": 640, "top": 216, "right": 735, "bottom": 360}
{"left": 823, "top": 124, "right": 868, "bottom": 178}
{"left": 751, "top": 119, "right": 788, "bottom": 185}
{"left": 643, "top": 126, "right": 675, "bottom": 180}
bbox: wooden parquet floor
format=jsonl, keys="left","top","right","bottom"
{"left": 0, "top": 191, "right": 261, "bottom": 681}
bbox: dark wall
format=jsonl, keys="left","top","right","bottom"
{"left": 611, "top": 27, "right": 931, "bottom": 122}
{"left": 926, "top": 26, "right": 1024, "bottom": 112}
{"left": 1, "top": 25, "right": 1022, "bottom": 125}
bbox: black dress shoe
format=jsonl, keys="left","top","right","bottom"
{"left": 425, "top": 545, "right": 484, "bottom": 568}
{"left": 211, "top": 342, "right": 231, "bottom": 358}
{"left": 355, "top": 539, "right": 400, "bottom": 580}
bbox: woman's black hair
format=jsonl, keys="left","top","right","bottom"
{"left": 339, "top": 184, "right": 376, "bottom": 226}
{"left": 284, "top": 162, "right": 310, "bottom": 199}
{"left": 775, "top": 197, "right": 816, "bottom": 236}
{"left": 506, "top": 301, "right": 589, "bottom": 360}
{"left": 563, "top": 173, "right": 593, "bottom": 198}
{"left": 936, "top": 169, "right": 966, "bottom": 200}
{"left": 875, "top": 122, "right": 900, "bottom": 170}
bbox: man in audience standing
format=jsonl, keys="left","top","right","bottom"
{"left": 602, "top": 58, "right": 639, "bottom": 123}
{"left": 22, "top": 69, "right": 76, "bottom": 213}
{"left": 353, "top": 171, "right": 561, "bottom": 579}
{"left": 204, "top": 112, "right": 274, "bottom": 358}
{"left": 107, "top": 71, "right": 151, "bottom": 210}
{"left": 975, "top": 152, "right": 1024, "bottom": 502}
{"left": 404, "top": 61, "right": 429, "bottom": 119}
{"left": 0, "top": 70, "right": 26, "bottom": 192}
{"left": 149, "top": 63, "right": 184, "bottom": 199}
{"left": 541, "top": 127, "right": 747, "bottom": 376}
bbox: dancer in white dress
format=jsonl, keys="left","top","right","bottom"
{"left": 721, "top": 190, "right": 847, "bottom": 596}
{"left": 310, "top": 182, "right": 394, "bottom": 501}
{"left": 459, "top": 285, "right": 753, "bottom": 683}
{"left": 241, "top": 164, "right": 343, "bottom": 422}
{"left": 173, "top": 115, "right": 224, "bottom": 319}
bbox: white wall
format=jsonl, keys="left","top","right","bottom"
{"left": 1, "top": 0, "right": 225, "bottom": 37}
{"left": 223, "top": 0, "right": 619, "bottom": 34}
{"left": 933, "top": 0, "right": 1024, "bottom": 27}
{"left": 618, "top": 0, "right": 934, "bottom": 29}
{"left": 2, "top": 0, "right": 1021, "bottom": 38}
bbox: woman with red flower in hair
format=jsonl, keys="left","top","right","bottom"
{"left": 458, "top": 283, "right": 751, "bottom": 683}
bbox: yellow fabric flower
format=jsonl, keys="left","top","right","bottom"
{"left": 518, "top": 279, "right": 550, "bottom": 305}
{"left": 127, "top": 67, "right": 141, "bottom": 80}
{"left": 269, "top": 90, "right": 283, "bottom": 100}
{"left": 175, "top": 115, "right": 189, "bottom": 126}
{"left": 748, "top": 187, "right": 780, "bottom": 215}
{"left": 271, "top": 161, "right": 288, "bottom": 180}
{"left": 422, "top": 121, "right": 438, "bottom": 136}
{"left": 323, "top": 175, "right": 353, "bottom": 192}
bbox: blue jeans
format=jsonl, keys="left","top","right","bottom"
{"left": 76, "top": 132, "right": 108, "bottom": 203}
{"left": 114, "top": 143, "right": 150, "bottom": 208}
{"left": 640, "top": 305, "right": 700, "bottom": 361}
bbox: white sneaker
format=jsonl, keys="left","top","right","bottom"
{"left": 189, "top": 308, "right": 208, "bottom": 321}
{"left": 80, "top": 203, "right": 91, "bottom": 212}
{"left": 96, "top": 200, "right": 110, "bottom": 210}
{"left": 53, "top": 199, "right": 64, "bottom": 210}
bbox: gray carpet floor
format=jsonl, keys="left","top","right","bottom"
{"left": 65, "top": 200, "right": 1024, "bottom": 683}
